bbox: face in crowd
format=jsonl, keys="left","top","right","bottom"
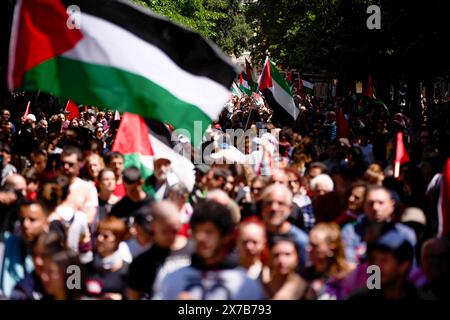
{"left": 270, "top": 240, "right": 299, "bottom": 276}
{"left": 261, "top": 185, "right": 292, "bottom": 230}
{"left": 154, "top": 158, "right": 171, "bottom": 183}
{"left": 364, "top": 188, "right": 395, "bottom": 223}
{"left": 19, "top": 203, "right": 49, "bottom": 245}
{"left": 61, "top": 153, "right": 81, "bottom": 180}
{"left": 109, "top": 155, "right": 124, "bottom": 179}
{"left": 347, "top": 185, "right": 366, "bottom": 213}
{"left": 98, "top": 170, "right": 117, "bottom": 194}
{"left": 238, "top": 221, "right": 266, "bottom": 262}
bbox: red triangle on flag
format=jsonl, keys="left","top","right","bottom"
{"left": 65, "top": 100, "right": 79, "bottom": 121}
{"left": 438, "top": 158, "right": 450, "bottom": 237}
{"left": 336, "top": 108, "right": 351, "bottom": 140}
{"left": 23, "top": 101, "right": 31, "bottom": 118}
{"left": 258, "top": 57, "right": 273, "bottom": 91}
{"left": 394, "top": 131, "right": 410, "bottom": 178}
{"left": 364, "top": 74, "right": 374, "bottom": 98}
{"left": 112, "top": 112, "right": 154, "bottom": 156}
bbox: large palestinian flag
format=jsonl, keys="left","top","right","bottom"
{"left": 258, "top": 57, "right": 298, "bottom": 125}
{"left": 112, "top": 112, "right": 195, "bottom": 194}
{"left": 8, "top": 0, "right": 236, "bottom": 145}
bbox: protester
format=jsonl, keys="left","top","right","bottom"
{"left": 109, "top": 166, "right": 153, "bottom": 223}
{"left": 128, "top": 201, "right": 193, "bottom": 300}
{"left": 0, "top": 201, "right": 50, "bottom": 298}
{"left": 262, "top": 235, "right": 315, "bottom": 300}
{"left": 260, "top": 184, "right": 309, "bottom": 270}
{"left": 154, "top": 199, "right": 265, "bottom": 300}
{"left": 238, "top": 217, "right": 267, "bottom": 280}
{"left": 85, "top": 216, "right": 129, "bottom": 300}
{"left": 60, "top": 146, "right": 99, "bottom": 225}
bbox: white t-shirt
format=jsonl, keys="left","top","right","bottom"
{"left": 66, "top": 178, "right": 99, "bottom": 218}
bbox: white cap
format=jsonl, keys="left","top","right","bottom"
{"left": 26, "top": 114, "right": 36, "bottom": 122}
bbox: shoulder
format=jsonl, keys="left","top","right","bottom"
{"left": 288, "top": 225, "right": 308, "bottom": 243}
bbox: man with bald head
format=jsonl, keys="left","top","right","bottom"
{"left": 270, "top": 169, "right": 309, "bottom": 233}
{"left": 260, "top": 184, "right": 309, "bottom": 269}
{"left": 127, "top": 200, "right": 194, "bottom": 300}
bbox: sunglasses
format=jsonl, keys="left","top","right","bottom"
{"left": 61, "top": 160, "right": 77, "bottom": 168}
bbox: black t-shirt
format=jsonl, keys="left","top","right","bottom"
{"left": 85, "top": 261, "right": 129, "bottom": 298}
{"left": 109, "top": 195, "right": 153, "bottom": 220}
{"left": 127, "top": 240, "right": 194, "bottom": 299}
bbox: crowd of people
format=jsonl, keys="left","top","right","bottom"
{"left": 0, "top": 88, "right": 449, "bottom": 300}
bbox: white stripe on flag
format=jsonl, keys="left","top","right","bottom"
{"left": 63, "top": 13, "right": 229, "bottom": 120}
{"left": 271, "top": 80, "right": 298, "bottom": 120}
{"left": 149, "top": 134, "right": 195, "bottom": 191}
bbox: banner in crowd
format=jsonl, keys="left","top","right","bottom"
{"left": 8, "top": 0, "right": 237, "bottom": 146}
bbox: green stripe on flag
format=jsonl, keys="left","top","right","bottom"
{"left": 269, "top": 61, "right": 292, "bottom": 95}
{"left": 23, "top": 56, "right": 212, "bottom": 146}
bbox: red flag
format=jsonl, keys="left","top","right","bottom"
{"left": 394, "top": 131, "right": 410, "bottom": 178}
{"left": 114, "top": 110, "right": 121, "bottom": 121}
{"left": 286, "top": 71, "right": 292, "bottom": 83}
{"left": 364, "top": 74, "right": 375, "bottom": 98}
{"left": 65, "top": 100, "right": 79, "bottom": 121}
{"left": 258, "top": 57, "right": 273, "bottom": 91}
{"left": 438, "top": 158, "right": 450, "bottom": 237}
{"left": 336, "top": 108, "right": 351, "bottom": 140}
{"left": 23, "top": 101, "right": 31, "bottom": 118}
{"left": 112, "top": 112, "right": 153, "bottom": 156}
{"left": 298, "top": 73, "right": 303, "bottom": 96}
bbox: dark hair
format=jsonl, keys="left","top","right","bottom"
{"left": 103, "top": 151, "right": 124, "bottom": 165}
{"left": 32, "top": 231, "right": 66, "bottom": 257}
{"left": 44, "top": 250, "right": 86, "bottom": 299}
{"left": 364, "top": 185, "right": 394, "bottom": 203}
{"left": 190, "top": 199, "right": 236, "bottom": 236}
{"left": 366, "top": 222, "right": 414, "bottom": 263}
{"left": 98, "top": 168, "right": 115, "bottom": 181}
{"left": 211, "top": 167, "right": 231, "bottom": 181}
{"left": 31, "top": 148, "right": 48, "bottom": 159}
{"left": 61, "top": 145, "right": 83, "bottom": 162}
{"left": 268, "top": 234, "right": 298, "bottom": 251}
{"left": 307, "top": 162, "right": 328, "bottom": 174}
{"left": 18, "top": 199, "right": 49, "bottom": 216}
{"left": 38, "top": 176, "right": 71, "bottom": 212}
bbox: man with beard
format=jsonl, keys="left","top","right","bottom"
{"left": 144, "top": 157, "right": 172, "bottom": 200}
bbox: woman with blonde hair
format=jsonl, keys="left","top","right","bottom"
{"left": 302, "top": 222, "right": 354, "bottom": 298}
{"left": 363, "top": 163, "right": 385, "bottom": 185}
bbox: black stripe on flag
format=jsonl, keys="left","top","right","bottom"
{"left": 62, "top": 0, "right": 237, "bottom": 88}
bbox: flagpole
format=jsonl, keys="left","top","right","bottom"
{"left": 394, "top": 161, "right": 400, "bottom": 178}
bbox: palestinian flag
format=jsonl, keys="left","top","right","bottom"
{"left": 231, "top": 81, "right": 242, "bottom": 99}
{"left": 239, "top": 58, "right": 257, "bottom": 95}
{"left": 8, "top": 0, "right": 237, "bottom": 146}
{"left": 302, "top": 79, "right": 314, "bottom": 95}
{"left": 112, "top": 112, "right": 195, "bottom": 194}
{"left": 364, "top": 74, "right": 376, "bottom": 99}
{"left": 437, "top": 157, "right": 450, "bottom": 237}
{"left": 65, "top": 99, "right": 79, "bottom": 121}
{"left": 258, "top": 57, "right": 298, "bottom": 124}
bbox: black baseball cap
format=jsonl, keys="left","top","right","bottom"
{"left": 123, "top": 166, "right": 142, "bottom": 184}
